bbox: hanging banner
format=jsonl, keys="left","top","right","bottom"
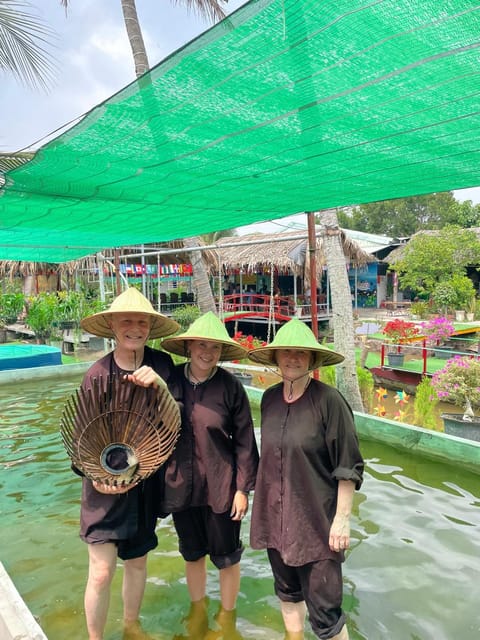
{"left": 115, "top": 263, "right": 193, "bottom": 277}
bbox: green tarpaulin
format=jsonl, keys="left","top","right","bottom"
{"left": 2, "top": 0, "right": 480, "bottom": 262}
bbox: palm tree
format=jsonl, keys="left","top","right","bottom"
{"left": 317, "top": 208, "right": 364, "bottom": 411}
{"left": 3, "top": 0, "right": 230, "bottom": 309}
{"left": 60, "top": 0, "right": 229, "bottom": 312}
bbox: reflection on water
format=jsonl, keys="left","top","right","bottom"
{"left": 1, "top": 377, "right": 480, "bottom": 639}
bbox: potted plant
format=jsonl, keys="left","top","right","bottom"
{"left": 420, "top": 316, "right": 455, "bottom": 358}
{"left": 409, "top": 300, "right": 430, "bottom": 320}
{"left": 231, "top": 331, "right": 267, "bottom": 385}
{"left": 382, "top": 319, "right": 419, "bottom": 367}
{"left": 0, "top": 291, "right": 26, "bottom": 341}
{"left": 25, "top": 292, "right": 59, "bottom": 343}
{"left": 56, "top": 290, "right": 84, "bottom": 330}
{"left": 465, "top": 296, "right": 477, "bottom": 322}
{"left": 0, "top": 292, "right": 25, "bottom": 325}
{"left": 432, "top": 355, "right": 480, "bottom": 441}
{"left": 432, "top": 275, "right": 475, "bottom": 321}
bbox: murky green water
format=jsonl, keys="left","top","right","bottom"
{"left": 1, "top": 376, "right": 480, "bottom": 640}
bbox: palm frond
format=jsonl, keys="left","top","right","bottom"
{"left": 172, "top": 0, "right": 228, "bottom": 23}
{"left": 0, "top": 0, "right": 57, "bottom": 90}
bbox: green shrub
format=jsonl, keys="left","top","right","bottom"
{"left": 410, "top": 300, "right": 430, "bottom": 319}
{"left": 0, "top": 292, "right": 25, "bottom": 325}
{"left": 172, "top": 304, "right": 201, "bottom": 331}
{"left": 25, "top": 293, "right": 59, "bottom": 342}
{"left": 413, "top": 376, "right": 440, "bottom": 430}
{"left": 432, "top": 275, "right": 475, "bottom": 312}
{"left": 357, "top": 366, "right": 375, "bottom": 412}
{"left": 319, "top": 364, "right": 373, "bottom": 411}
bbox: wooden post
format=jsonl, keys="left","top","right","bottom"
{"left": 307, "top": 212, "right": 319, "bottom": 379}
{"left": 114, "top": 248, "right": 122, "bottom": 295}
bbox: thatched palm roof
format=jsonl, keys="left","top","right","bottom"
{"left": 0, "top": 153, "right": 34, "bottom": 188}
{"left": 0, "top": 259, "right": 87, "bottom": 279}
{"left": 0, "top": 230, "right": 372, "bottom": 281}
{"left": 212, "top": 228, "right": 374, "bottom": 273}
{"left": 0, "top": 244, "right": 192, "bottom": 280}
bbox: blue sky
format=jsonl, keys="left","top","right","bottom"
{"left": 1, "top": 0, "right": 479, "bottom": 235}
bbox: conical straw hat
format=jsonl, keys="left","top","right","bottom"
{"left": 80, "top": 287, "right": 179, "bottom": 339}
{"left": 162, "top": 311, "right": 247, "bottom": 361}
{"left": 248, "top": 317, "right": 344, "bottom": 369}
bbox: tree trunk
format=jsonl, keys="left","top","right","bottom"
{"left": 120, "top": 0, "right": 149, "bottom": 76}
{"left": 118, "top": 0, "right": 218, "bottom": 314}
{"left": 184, "top": 237, "right": 217, "bottom": 313}
{"left": 317, "top": 208, "right": 364, "bottom": 411}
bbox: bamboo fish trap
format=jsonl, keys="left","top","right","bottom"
{"left": 60, "top": 374, "right": 181, "bottom": 486}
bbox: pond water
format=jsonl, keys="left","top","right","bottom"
{"left": 1, "top": 375, "right": 480, "bottom": 640}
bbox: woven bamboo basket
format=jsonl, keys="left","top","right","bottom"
{"left": 60, "top": 374, "right": 181, "bottom": 486}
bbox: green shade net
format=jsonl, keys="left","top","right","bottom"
{"left": 2, "top": 0, "right": 480, "bottom": 262}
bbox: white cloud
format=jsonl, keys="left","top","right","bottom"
{"left": 454, "top": 188, "right": 480, "bottom": 205}
{"left": 89, "top": 28, "right": 131, "bottom": 62}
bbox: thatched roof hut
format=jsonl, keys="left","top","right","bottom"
{"left": 0, "top": 260, "right": 85, "bottom": 279}
{"left": 0, "top": 258, "right": 97, "bottom": 297}
{"left": 0, "top": 244, "right": 192, "bottom": 283}
{"left": 212, "top": 228, "right": 374, "bottom": 274}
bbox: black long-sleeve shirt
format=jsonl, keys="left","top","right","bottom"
{"left": 77, "top": 347, "right": 176, "bottom": 543}
{"left": 250, "top": 379, "right": 364, "bottom": 566}
{"left": 162, "top": 365, "right": 259, "bottom": 514}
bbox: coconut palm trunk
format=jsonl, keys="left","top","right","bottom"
{"left": 184, "top": 236, "right": 217, "bottom": 312}
{"left": 317, "top": 208, "right": 364, "bottom": 411}
{"left": 120, "top": 0, "right": 149, "bottom": 76}
{"left": 116, "top": 0, "right": 222, "bottom": 313}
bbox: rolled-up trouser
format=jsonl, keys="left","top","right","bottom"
{"left": 267, "top": 548, "right": 346, "bottom": 639}
{"left": 173, "top": 506, "right": 243, "bottom": 569}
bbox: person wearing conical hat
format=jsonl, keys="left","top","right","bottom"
{"left": 75, "top": 287, "right": 180, "bottom": 640}
{"left": 161, "top": 311, "right": 259, "bottom": 628}
{"left": 248, "top": 318, "right": 364, "bottom": 640}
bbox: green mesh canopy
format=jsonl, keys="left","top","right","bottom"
{"left": 2, "top": 0, "right": 480, "bottom": 262}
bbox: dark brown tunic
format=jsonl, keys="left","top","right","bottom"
{"left": 162, "top": 365, "right": 259, "bottom": 514}
{"left": 250, "top": 379, "right": 364, "bottom": 566}
{"left": 77, "top": 347, "right": 176, "bottom": 543}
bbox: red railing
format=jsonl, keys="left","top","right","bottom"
{"left": 220, "top": 293, "right": 330, "bottom": 319}
{"left": 381, "top": 337, "right": 480, "bottom": 376}
{"left": 221, "top": 293, "right": 294, "bottom": 316}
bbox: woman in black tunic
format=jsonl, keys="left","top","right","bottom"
{"left": 161, "top": 311, "right": 259, "bottom": 633}
{"left": 248, "top": 318, "right": 364, "bottom": 640}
